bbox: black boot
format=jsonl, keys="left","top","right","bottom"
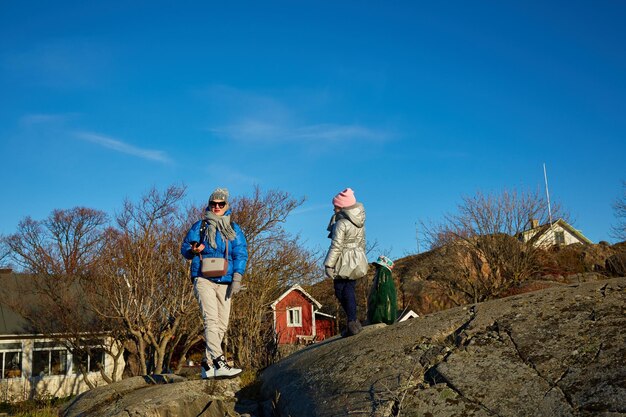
{"left": 341, "top": 320, "right": 362, "bottom": 337}
{"left": 348, "top": 320, "right": 362, "bottom": 335}
{"left": 200, "top": 359, "right": 214, "bottom": 380}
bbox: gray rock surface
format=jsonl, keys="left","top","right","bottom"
{"left": 60, "top": 374, "right": 240, "bottom": 417}
{"left": 261, "top": 277, "right": 626, "bottom": 417}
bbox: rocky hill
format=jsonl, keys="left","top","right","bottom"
{"left": 261, "top": 277, "right": 625, "bottom": 416}
{"left": 61, "top": 276, "right": 625, "bottom": 417}
{"left": 390, "top": 241, "right": 626, "bottom": 314}
{"left": 305, "top": 241, "right": 626, "bottom": 335}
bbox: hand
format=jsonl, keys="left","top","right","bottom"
{"left": 191, "top": 242, "right": 205, "bottom": 254}
{"left": 228, "top": 273, "right": 243, "bottom": 298}
{"left": 325, "top": 266, "right": 335, "bottom": 279}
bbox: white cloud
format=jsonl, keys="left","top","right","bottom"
{"left": 209, "top": 119, "right": 284, "bottom": 142}
{"left": 202, "top": 86, "right": 393, "bottom": 144}
{"left": 210, "top": 120, "right": 390, "bottom": 143}
{"left": 291, "top": 124, "right": 389, "bottom": 142}
{"left": 19, "top": 113, "right": 77, "bottom": 127}
{"left": 74, "top": 131, "right": 172, "bottom": 164}
{"left": 291, "top": 203, "right": 329, "bottom": 216}
{"left": 3, "top": 38, "right": 111, "bottom": 88}
{"left": 203, "top": 163, "right": 261, "bottom": 185}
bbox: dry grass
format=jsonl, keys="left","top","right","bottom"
{"left": 0, "top": 397, "right": 70, "bottom": 417}
{"left": 500, "top": 280, "right": 559, "bottom": 297}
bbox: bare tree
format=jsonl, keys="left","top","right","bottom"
{"left": 89, "top": 185, "right": 199, "bottom": 375}
{"left": 421, "top": 188, "right": 565, "bottom": 304}
{"left": 4, "top": 207, "right": 107, "bottom": 275}
{"left": 2, "top": 185, "right": 325, "bottom": 379}
{"left": 0, "top": 238, "right": 10, "bottom": 268}
{"left": 611, "top": 180, "right": 626, "bottom": 242}
{"left": 226, "top": 186, "right": 320, "bottom": 369}
{"left": 0, "top": 207, "right": 120, "bottom": 387}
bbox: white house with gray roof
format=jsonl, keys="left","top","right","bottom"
{"left": 520, "top": 218, "right": 593, "bottom": 247}
{"left": 0, "top": 271, "right": 123, "bottom": 402}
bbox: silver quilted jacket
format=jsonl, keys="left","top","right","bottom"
{"left": 324, "top": 203, "right": 368, "bottom": 279}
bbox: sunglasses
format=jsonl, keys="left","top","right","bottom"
{"left": 209, "top": 201, "right": 227, "bottom": 209}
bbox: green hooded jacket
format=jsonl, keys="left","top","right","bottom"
{"left": 367, "top": 265, "right": 398, "bottom": 325}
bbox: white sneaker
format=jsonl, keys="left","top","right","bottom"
{"left": 213, "top": 355, "right": 242, "bottom": 379}
{"left": 200, "top": 360, "right": 215, "bottom": 380}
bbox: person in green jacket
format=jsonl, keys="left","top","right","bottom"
{"left": 367, "top": 255, "right": 398, "bottom": 325}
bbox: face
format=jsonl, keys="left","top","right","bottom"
{"left": 333, "top": 205, "right": 341, "bottom": 213}
{"left": 209, "top": 200, "right": 228, "bottom": 216}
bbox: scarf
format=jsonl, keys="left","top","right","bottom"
{"left": 203, "top": 211, "right": 237, "bottom": 249}
{"left": 327, "top": 213, "right": 338, "bottom": 238}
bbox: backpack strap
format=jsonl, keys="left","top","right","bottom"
{"left": 198, "top": 219, "right": 230, "bottom": 259}
{"left": 199, "top": 220, "right": 208, "bottom": 244}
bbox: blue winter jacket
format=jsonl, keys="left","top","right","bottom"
{"left": 181, "top": 211, "right": 248, "bottom": 284}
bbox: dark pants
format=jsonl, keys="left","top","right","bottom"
{"left": 334, "top": 279, "right": 357, "bottom": 322}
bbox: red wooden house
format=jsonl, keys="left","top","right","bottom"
{"left": 271, "top": 285, "right": 336, "bottom": 345}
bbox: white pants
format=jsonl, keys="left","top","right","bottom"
{"left": 193, "top": 277, "right": 231, "bottom": 360}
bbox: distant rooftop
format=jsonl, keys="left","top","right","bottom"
{"left": 0, "top": 272, "right": 100, "bottom": 337}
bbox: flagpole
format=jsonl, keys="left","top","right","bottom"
{"left": 543, "top": 163, "right": 553, "bottom": 226}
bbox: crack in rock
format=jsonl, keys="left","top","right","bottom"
{"left": 592, "top": 342, "right": 604, "bottom": 362}
{"left": 445, "top": 305, "right": 478, "bottom": 348}
{"left": 423, "top": 367, "right": 503, "bottom": 417}
{"left": 588, "top": 308, "right": 597, "bottom": 321}
{"left": 413, "top": 307, "right": 507, "bottom": 417}
{"left": 501, "top": 327, "right": 575, "bottom": 411}
{"left": 421, "top": 307, "right": 478, "bottom": 382}
{"left": 553, "top": 367, "right": 570, "bottom": 385}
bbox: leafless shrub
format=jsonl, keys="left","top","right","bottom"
{"left": 420, "top": 188, "right": 566, "bottom": 304}
{"left": 611, "top": 180, "right": 626, "bottom": 242}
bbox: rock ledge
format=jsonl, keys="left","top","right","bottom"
{"left": 261, "top": 277, "right": 626, "bottom": 417}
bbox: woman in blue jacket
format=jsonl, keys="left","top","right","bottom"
{"left": 181, "top": 187, "right": 248, "bottom": 379}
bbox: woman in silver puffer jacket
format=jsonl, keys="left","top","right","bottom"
{"left": 324, "top": 188, "right": 368, "bottom": 336}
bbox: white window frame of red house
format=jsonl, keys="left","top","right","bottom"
{"left": 287, "top": 307, "right": 303, "bottom": 327}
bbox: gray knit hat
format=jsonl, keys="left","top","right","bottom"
{"left": 208, "top": 187, "right": 229, "bottom": 203}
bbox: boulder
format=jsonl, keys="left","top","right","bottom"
{"left": 60, "top": 374, "right": 240, "bottom": 417}
{"left": 261, "top": 277, "right": 626, "bottom": 416}
{"left": 607, "top": 252, "right": 626, "bottom": 277}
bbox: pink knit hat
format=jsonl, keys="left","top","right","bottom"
{"left": 333, "top": 188, "right": 356, "bottom": 208}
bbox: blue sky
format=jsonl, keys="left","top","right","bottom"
{"left": 1, "top": 1, "right": 625, "bottom": 259}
